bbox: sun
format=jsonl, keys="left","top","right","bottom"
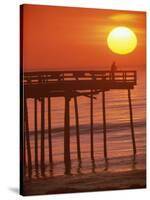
{"left": 107, "top": 26, "right": 137, "bottom": 55}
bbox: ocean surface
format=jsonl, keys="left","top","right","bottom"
{"left": 25, "top": 70, "right": 146, "bottom": 179}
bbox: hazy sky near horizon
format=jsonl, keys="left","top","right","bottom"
{"left": 22, "top": 4, "right": 146, "bottom": 71}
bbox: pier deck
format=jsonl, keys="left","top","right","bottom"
{"left": 24, "top": 71, "right": 136, "bottom": 98}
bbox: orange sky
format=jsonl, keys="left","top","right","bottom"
{"left": 22, "top": 4, "right": 146, "bottom": 71}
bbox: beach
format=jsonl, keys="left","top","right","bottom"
{"left": 23, "top": 168, "right": 146, "bottom": 195}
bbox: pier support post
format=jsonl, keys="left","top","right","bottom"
{"left": 90, "top": 89, "right": 94, "bottom": 160}
{"left": 24, "top": 98, "right": 32, "bottom": 177}
{"left": 41, "top": 98, "right": 45, "bottom": 176}
{"left": 128, "top": 89, "right": 136, "bottom": 158}
{"left": 74, "top": 96, "right": 81, "bottom": 161}
{"left": 102, "top": 91, "right": 108, "bottom": 164}
{"left": 34, "top": 98, "right": 38, "bottom": 175}
{"left": 48, "top": 97, "right": 53, "bottom": 166}
{"left": 64, "top": 94, "right": 71, "bottom": 174}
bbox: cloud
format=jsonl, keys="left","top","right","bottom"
{"left": 109, "top": 13, "right": 138, "bottom": 22}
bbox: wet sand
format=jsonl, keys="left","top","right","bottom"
{"left": 23, "top": 169, "right": 146, "bottom": 196}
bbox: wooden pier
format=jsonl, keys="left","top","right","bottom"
{"left": 23, "top": 70, "right": 137, "bottom": 177}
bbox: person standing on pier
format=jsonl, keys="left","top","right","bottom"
{"left": 111, "top": 61, "right": 117, "bottom": 80}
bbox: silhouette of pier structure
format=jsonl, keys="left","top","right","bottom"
{"left": 23, "top": 70, "right": 137, "bottom": 177}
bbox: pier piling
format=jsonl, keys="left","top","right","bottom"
{"left": 90, "top": 89, "right": 94, "bottom": 160}
{"left": 24, "top": 98, "right": 32, "bottom": 177}
{"left": 128, "top": 89, "right": 136, "bottom": 158}
{"left": 102, "top": 91, "right": 108, "bottom": 163}
{"left": 74, "top": 96, "right": 81, "bottom": 161}
{"left": 41, "top": 98, "right": 45, "bottom": 176}
{"left": 64, "top": 94, "right": 71, "bottom": 174}
{"left": 34, "top": 98, "right": 38, "bottom": 175}
{"left": 48, "top": 97, "right": 53, "bottom": 165}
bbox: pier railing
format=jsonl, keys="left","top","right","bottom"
{"left": 24, "top": 71, "right": 136, "bottom": 85}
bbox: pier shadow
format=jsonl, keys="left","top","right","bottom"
{"left": 77, "top": 160, "right": 82, "bottom": 174}
{"left": 49, "top": 164, "right": 54, "bottom": 177}
{"left": 24, "top": 154, "right": 139, "bottom": 181}
{"left": 132, "top": 156, "right": 137, "bottom": 170}
{"left": 91, "top": 159, "right": 96, "bottom": 173}
{"left": 104, "top": 160, "right": 109, "bottom": 171}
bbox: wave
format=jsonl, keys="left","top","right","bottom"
{"left": 28, "top": 120, "right": 146, "bottom": 138}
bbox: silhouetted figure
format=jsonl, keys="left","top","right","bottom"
{"left": 111, "top": 61, "right": 117, "bottom": 80}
